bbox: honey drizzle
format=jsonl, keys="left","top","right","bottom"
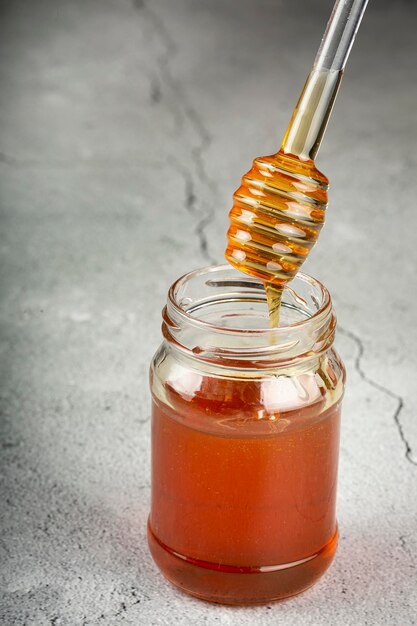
{"left": 264, "top": 283, "right": 283, "bottom": 329}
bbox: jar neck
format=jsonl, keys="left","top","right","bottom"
{"left": 162, "top": 266, "right": 336, "bottom": 370}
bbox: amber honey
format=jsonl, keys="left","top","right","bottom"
{"left": 148, "top": 374, "right": 341, "bottom": 604}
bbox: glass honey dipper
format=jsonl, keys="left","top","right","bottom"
{"left": 226, "top": 0, "right": 369, "bottom": 327}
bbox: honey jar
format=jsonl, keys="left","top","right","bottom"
{"left": 148, "top": 265, "right": 345, "bottom": 604}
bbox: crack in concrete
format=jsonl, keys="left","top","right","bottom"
{"left": 132, "top": 0, "right": 218, "bottom": 265}
{"left": 168, "top": 156, "right": 217, "bottom": 264}
{"left": 399, "top": 535, "right": 406, "bottom": 547}
{"left": 168, "top": 157, "right": 197, "bottom": 214}
{"left": 338, "top": 327, "right": 416, "bottom": 467}
{"left": 132, "top": 1, "right": 183, "bottom": 135}
{"left": 399, "top": 533, "right": 416, "bottom": 562}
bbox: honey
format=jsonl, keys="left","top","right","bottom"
{"left": 149, "top": 378, "right": 341, "bottom": 604}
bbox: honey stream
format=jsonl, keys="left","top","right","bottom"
{"left": 264, "top": 284, "right": 283, "bottom": 329}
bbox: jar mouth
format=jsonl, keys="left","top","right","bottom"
{"left": 164, "top": 265, "right": 335, "bottom": 364}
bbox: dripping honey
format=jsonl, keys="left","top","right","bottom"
{"left": 265, "top": 283, "right": 283, "bottom": 328}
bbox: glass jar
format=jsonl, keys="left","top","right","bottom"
{"left": 148, "top": 265, "right": 345, "bottom": 605}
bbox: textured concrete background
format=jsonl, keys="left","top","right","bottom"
{"left": 1, "top": 0, "right": 417, "bottom": 624}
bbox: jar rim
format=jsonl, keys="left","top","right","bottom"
{"left": 168, "top": 264, "right": 331, "bottom": 333}
{"left": 163, "top": 265, "right": 335, "bottom": 366}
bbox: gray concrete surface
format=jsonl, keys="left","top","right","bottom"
{"left": 1, "top": 0, "right": 416, "bottom": 624}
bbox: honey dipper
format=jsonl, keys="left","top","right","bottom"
{"left": 226, "top": 0, "right": 369, "bottom": 326}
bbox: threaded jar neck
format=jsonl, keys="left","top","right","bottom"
{"left": 162, "top": 265, "right": 335, "bottom": 369}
